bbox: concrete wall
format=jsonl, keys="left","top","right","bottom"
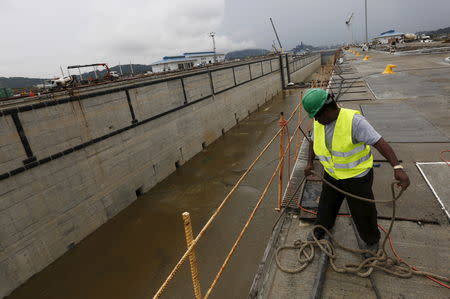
{"left": 0, "top": 53, "right": 320, "bottom": 297}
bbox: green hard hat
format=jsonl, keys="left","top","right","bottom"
{"left": 302, "top": 88, "right": 329, "bottom": 118}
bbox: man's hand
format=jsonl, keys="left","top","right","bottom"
{"left": 394, "top": 169, "right": 410, "bottom": 190}
{"left": 304, "top": 163, "right": 314, "bottom": 177}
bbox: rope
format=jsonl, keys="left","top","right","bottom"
{"left": 275, "top": 170, "right": 450, "bottom": 285}
{"left": 440, "top": 150, "right": 450, "bottom": 166}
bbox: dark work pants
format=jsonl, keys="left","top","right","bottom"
{"left": 315, "top": 168, "right": 380, "bottom": 245}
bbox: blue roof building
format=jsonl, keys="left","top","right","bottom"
{"left": 378, "top": 30, "right": 405, "bottom": 38}
{"left": 374, "top": 29, "right": 405, "bottom": 44}
{"left": 151, "top": 51, "right": 225, "bottom": 73}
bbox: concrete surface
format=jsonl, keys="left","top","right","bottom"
{"left": 252, "top": 49, "right": 450, "bottom": 298}
{"left": 416, "top": 162, "right": 450, "bottom": 221}
{"left": 361, "top": 103, "right": 449, "bottom": 142}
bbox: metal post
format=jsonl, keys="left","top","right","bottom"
{"left": 130, "top": 61, "right": 134, "bottom": 76}
{"left": 276, "top": 112, "right": 285, "bottom": 211}
{"left": 279, "top": 55, "right": 285, "bottom": 89}
{"left": 285, "top": 54, "right": 291, "bottom": 83}
{"left": 119, "top": 62, "right": 123, "bottom": 75}
{"left": 60, "top": 66, "right": 65, "bottom": 77}
{"left": 182, "top": 212, "right": 202, "bottom": 299}
{"left": 232, "top": 67, "right": 237, "bottom": 86}
{"left": 209, "top": 32, "right": 217, "bottom": 63}
{"left": 78, "top": 68, "right": 83, "bottom": 81}
{"left": 181, "top": 77, "right": 188, "bottom": 104}
{"left": 365, "top": 0, "right": 368, "bottom": 43}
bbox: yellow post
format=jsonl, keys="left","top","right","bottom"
{"left": 276, "top": 112, "right": 285, "bottom": 211}
{"left": 182, "top": 212, "right": 202, "bottom": 299}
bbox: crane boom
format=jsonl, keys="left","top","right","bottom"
{"left": 345, "top": 12, "right": 354, "bottom": 25}
{"left": 67, "top": 63, "right": 111, "bottom": 72}
{"left": 269, "top": 17, "right": 283, "bottom": 53}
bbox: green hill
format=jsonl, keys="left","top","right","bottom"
{"left": 0, "top": 64, "right": 153, "bottom": 89}
{"left": 225, "top": 49, "right": 270, "bottom": 60}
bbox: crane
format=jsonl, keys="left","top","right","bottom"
{"left": 345, "top": 12, "right": 354, "bottom": 45}
{"left": 269, "top": 17, "right": 283, "bottom": 54}
{"left": 67, "top": 63, "right": 118, "bottom": 81}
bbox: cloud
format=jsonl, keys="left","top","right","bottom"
{"left": 3, "top": 0, "right": 449, "bottom": 77}
{"left": 0, "top": 0, "right": 255, "bottom": 77}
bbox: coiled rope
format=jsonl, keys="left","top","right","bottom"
{"left": 275, "top": 170, "right": 450, "bottom": 284}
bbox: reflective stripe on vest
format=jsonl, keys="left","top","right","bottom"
{"left": 331, "top": 143, "right": 366, "bottom": 158}
{"left": 334, "top": 152, "right": 372, "bottom": 169}
{"left": 313, "top": 108, "right": 373, "bottom": 180}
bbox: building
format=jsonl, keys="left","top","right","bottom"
{"left": 374, "top": 30, "right": 405, "bottom": 44}
{"left": 184, "top": 51, "right": 225, "bottom": 65}
{"left": 150, "top": 56, "right": 196, "bottom": 73}
{"left": 150, "top": 51, "right": 225, "bottom": 73}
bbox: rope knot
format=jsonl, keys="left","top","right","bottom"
{"left": 293, "top": 239, "right": 303, "bottom": 248}
{"left": 279, "top": 119, "right": 288, "bottom": 127}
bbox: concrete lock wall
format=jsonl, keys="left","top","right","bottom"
{"left": 0, "top": 53, "right": 320, "bottom": 296}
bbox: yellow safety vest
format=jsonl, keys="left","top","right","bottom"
{"left": 313, "top": 108, "right": 373, "bottom": 180}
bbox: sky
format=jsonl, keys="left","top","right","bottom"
{"left": 1, "top": 0, "right": 449, "bottom": 78}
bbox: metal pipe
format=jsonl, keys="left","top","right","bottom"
{"left": 277, "top": 112, "right": 285, "bottom": 211}
{"left": 365, "top": 0, "right": 368, "bottom": 43}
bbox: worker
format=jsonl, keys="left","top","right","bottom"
{"left": 302, "top": 88, "right": 410, "bottom": 254}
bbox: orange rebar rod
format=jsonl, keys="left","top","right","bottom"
{"left": 277, "top": 112, "right": 285, "bottom": 211}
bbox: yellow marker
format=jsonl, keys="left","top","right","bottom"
{"left": 363, "top": 55, "right": 369, "bottom": 61}
{"left": 382, "top": 64, "right": 397, "bottom": 74}
{"left": 356, "top": 51, "right": 361, "bottom": 56}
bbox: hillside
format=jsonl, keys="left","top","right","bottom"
{"left": 225, "top": 49, "right": 270, "bottom": 60}
{"left": 0, "top": 64, "right": 153, "bottom": 89}
{"left": 79, "top": 64, "right": 152, "bottom": 79}
{"left": 417, "top": 26, "right": 450, "bottom": 37}
{"left": 0, "top": 77, "right": 45, "bottom": 89}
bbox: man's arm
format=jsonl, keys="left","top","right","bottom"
{"left": 373, "top": 138, "right": 410, "bottom": 190}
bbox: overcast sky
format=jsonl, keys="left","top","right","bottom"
{"left": 1, "top": 0, "right": 449, "bottom": 78}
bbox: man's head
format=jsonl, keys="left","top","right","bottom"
{"left": 302, "top": 88, "right": 339, "bottom": 125}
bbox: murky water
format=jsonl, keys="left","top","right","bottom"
{"left": 8, "top": 81, "right": 319, "bottom": 298}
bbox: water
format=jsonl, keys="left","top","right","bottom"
{"left": 8, "top": 87, "right": 312, "bottom": 299}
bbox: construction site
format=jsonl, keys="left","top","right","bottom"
{"left": 1, "top": 3, "right": 450, "bottom": 297}
{"left": 1, "top": 42, "right": 448, "bottom": 298}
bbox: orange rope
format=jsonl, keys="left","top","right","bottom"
{"left": 440, "top": 150, "right": 450, "bottom": 166}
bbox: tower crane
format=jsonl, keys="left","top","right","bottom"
{"left": 345, "top": 12, "right": 354, "bottom": 45}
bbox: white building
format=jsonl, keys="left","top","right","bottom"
{"left": 150, "top": 51, "right": 225, "bottom": 73}
{"left": 150, "top": 56, "right": 196, "bottom": 73}
{"left": 374, "top": 30, "right": 405, "bottom": 44}
{"left": 183, "top": 51, "right": 225, "bottom": 66}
